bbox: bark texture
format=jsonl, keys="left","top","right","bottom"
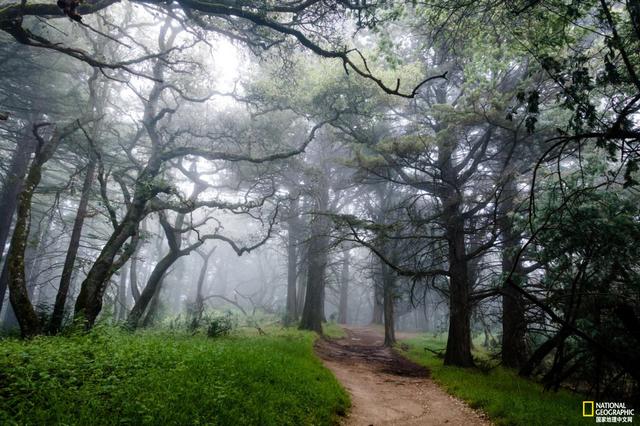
{"left": 7, "top": 122, "right": 80, "bottom": 337}
{"left": 0, "top": 131, "right": 35, "bottom": 317}
{"left": 299, "top": 175, "right": 330, "bottom": 333}
{"left": 439, "top": 146, "right": 474, "bottom": 367}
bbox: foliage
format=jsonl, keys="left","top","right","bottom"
{"left": 528, "top": 173, "right": 640, "bottom": 395}
{"left": 401, "top": 335, "right": 590, "bottom": 426}
{"left": 206, "top": 314, "right": 234, "bottom": 338}
{"left": 0, "top": 327, "right": 349, "bottom": 426}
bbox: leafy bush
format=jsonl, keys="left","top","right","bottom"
{"left": 207, "top": 314, "right": 234, "bottom": 337}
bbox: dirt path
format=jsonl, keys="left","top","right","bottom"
{"left": 315, "top": 326, "right": 490, "bottom": 426}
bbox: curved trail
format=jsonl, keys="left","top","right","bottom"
{"left": 315, "top": 326, "right": 490, "bottom": 426}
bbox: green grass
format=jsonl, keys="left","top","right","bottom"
{"left": 322, "top": 322, "right": 347, "bottom": 339}
{"left": 400, "top": 334, "right": 590, "bottom": 426}
{"left": 0, "top": 327, "right": 349, "bottom": 425}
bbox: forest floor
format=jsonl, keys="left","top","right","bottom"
{"left": 315, "top": 326, "right": 490, "bottom": 426}
{"left": 0, "top": 327, "right": 350, "bottom": 425}
{"left": 400, "top": 334, "right": 590, "bottom": 426}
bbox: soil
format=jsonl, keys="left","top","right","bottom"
{"left": 315, "top": 326, "right": 491, "bottom": 426}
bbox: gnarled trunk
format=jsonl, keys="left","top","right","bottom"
{"left": 7, "top": 122, "right": 80, "bottom": 337}
{"left": 192, "top": 247, "right": 216, "bottom": 328}
{"left": 126, "top": 251, "right": 178, "bottom": 329}
{"left": 0, "top": 130, "right": 35, "bottom": 317}
{"left": 74, "top": 203, "right": 143, "bottom": 328}
{"left": 142, "top": 284, "right": 163, "bottom": 327}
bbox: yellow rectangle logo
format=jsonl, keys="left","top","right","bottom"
{"left": 583, "top": 401, "right": 594, "bottom": 417}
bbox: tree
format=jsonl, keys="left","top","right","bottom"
{"left": 298, "top": 151, "right": 331, "bottom": 333}
{"left": 337, "top": 247, "right": 350, "bottom": 324}
{"left": 49, "top": 71, "right": 110, "bottom": 334}
{"left": 7, "top": 119, "right": 86, "bottom": 336}
{"left": 0, "top": 1, "right": 445, "bottom": 98}
{"left": 284, "top": 193, "right": 302, "bottom": 325}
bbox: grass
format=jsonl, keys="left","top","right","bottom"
{"left": 0, "top": 326, "right": 349, "bottom": 426}
{"left": 322, "top": 322, "right": 347, "bottom": 339}
{"left": 400, "top": 334, "right": 591, "bottom": 426}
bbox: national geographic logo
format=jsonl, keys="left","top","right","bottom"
{"left": 583, "top": 401, "right": 635, "bottom": 423}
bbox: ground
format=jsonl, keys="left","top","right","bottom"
{"left": 316, "top": 326, "right": 490, "bottom": 426}
{"left": 400, "top": 333, "right": 591, "bottom": 426}
{"left": 0, "top": 328, "right": 349, "bottom": 425}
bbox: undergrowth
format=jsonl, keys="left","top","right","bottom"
{"left": 0, "top": 326, "right": 349, "bottom": 425}
{"left": 400, "top": 334, "right": 590, "bottom": 426}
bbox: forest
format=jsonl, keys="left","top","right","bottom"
{"left": 0, "top": 0, "right": 639, "bottom": 425}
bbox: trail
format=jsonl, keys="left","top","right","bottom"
{"left": 315, "top": 326, "right": 490, "bottom": 426}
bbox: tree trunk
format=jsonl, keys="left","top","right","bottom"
{"left": 116, "top": 263, "right": 129, "bottom": 322}
{"left": 192, "top": 247, "right": 215, "bottom": 328}
{"left": 299, "top": 226, "right": 329, "bottom": 332}
{"left": 126, "top": 251, "right": 178, "bottom": 329}
{"left": 337, "top": 249, "right": 350, "bottom": 324}
{"left": 7, "top": 122, "right": 79, "bottom": 337}
{"left": 0, "top": 261, "right": 19, "bottom": 330}
{"left": 142, "top": 284, "right": 163, "bottom": 327}
{"left": 627, "top": 0, "right": 640, "bottom": 39}
{"left": 382, "top": 262, "right": 396, "bottom": 346}
{"left": 285, "top": 198, "right": 300, "bottom": 325}
{"left": 371, "top": 278, "right": 383, "bottom": 325}
{"left": 499, "top": 176, "right": 528, "bottom": 368}
{"left": 299, "top": 182, "right": 330, "bottom": 333}
{"left": 194, "top": 269, "right": 206, "bottom": 323}
{"left": 0, "top": 131, "right": 35, "bottom": 317}
{"left": 73, "top": 52, "right": 171, "bottom": 329}
{"left": 130, "top": 249, "right": 140, "bottom": 302}
{"left": 321, "top": 284, "right": 327, "bottom": 323}
{"left": 49, "top": 157, "right": 96, "bottom": 334}
{"left": 296, "top": 258, "right": 307, "bottom": 319}
{"left": 433, "top": 138, "right": 474, "bottom": 368}
{"left": 126, "top": 205, "right": 203, "bottom": 329}
{"left": 443, "top": 211, "right": 474, "bottom": 367}
{"left": 501, "top": 275, "right": 527, "bottom": 367}
{"left": 74, "top": 207, "right": 141, "bottom": 327}
{"left": 73, "top": 185, "right": 149, "bottom": 328}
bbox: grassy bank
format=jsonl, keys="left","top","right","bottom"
{"left": 400, "top": 334, "right": 590, "bottom": 426}
{"left": 0, "top": 327, "right": 349, "bottom": 425}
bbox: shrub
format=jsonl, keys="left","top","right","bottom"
{"left": 207, "top": 314, "right": 234, "bottom": 338}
